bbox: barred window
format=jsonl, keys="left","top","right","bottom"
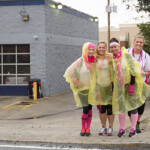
{"left": 0, "top": 44, "right": 30, "bottom": 85}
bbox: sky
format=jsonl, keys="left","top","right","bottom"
{"left": 54, "top": 0, "right": 149, "bottom": 28}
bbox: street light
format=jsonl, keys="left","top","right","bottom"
{"left": 56, "top": 3, "right": 63, "bottom": 9}
{"left": 106, "top": 1, "right": 117, "bottom": 51}
{"left": 94, "top": 17, "right": 99, "bottom": 22}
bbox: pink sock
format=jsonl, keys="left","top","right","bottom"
{"left": 81, "top": 113, "right": 88, "bottom": 129}
{"left": 131, "top": 113, "right": 138, "bottom": 130}
{"left": 86, "top": 110, "right": 92, "bottom": 129}
{"left": 119, "top": 113, "right": 126, "bottom": 130}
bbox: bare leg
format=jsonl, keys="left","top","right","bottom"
{"left": 99, "top": 113, "right": 107, "bottom": 127}
{"left": 108, "top": 114, "right": 115, "bottom": 127}
{"left": 137, "top": 115, "right": 142, "bottom": 122}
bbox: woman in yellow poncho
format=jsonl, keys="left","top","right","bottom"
{"left": 63, "top": 42, "right": 97, "bottom": 136}
{"left": 95, "top": 42, "right": 114, "bottom": 136}
{"left": 110, "top": 38, "right": 150, "bottom": 138}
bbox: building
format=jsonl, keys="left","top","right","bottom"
{"left": 99, "top": 24, "right": 139, "bottom": 48}
{"left": 0, "top": 0, "right": 99, "bottom": 96}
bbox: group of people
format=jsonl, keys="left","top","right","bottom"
{"left": 63, "top": 35, "right": 150, "bottom": 138}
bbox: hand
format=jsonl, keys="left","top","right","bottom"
{"left": 129, "top": 84, "right": 134, "bottom": 94}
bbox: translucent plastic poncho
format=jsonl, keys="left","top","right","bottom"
{"left": 94, "top": 52, "right": 113, "bottom": 105}
{"left": 112, "top": 50, "right": 150, "bottom": 114}
{"left": 63, "top": 42, "right": 98, "bottom": 107}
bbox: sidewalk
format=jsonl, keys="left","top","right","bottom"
{"left": 0, "top": 91, "right": 150, "bottom": 148}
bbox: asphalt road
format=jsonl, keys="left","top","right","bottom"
{"left": 0, "top": 141, "right": 150, "bottom": 150}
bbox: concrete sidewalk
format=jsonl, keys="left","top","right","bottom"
{"left": 0, "top": 91, "right": 150, "bottom": 149}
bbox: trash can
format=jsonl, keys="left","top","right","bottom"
{"left": 28, "top": 78, "right": 42, "bottom": 99}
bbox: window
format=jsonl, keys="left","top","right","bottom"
{"left": 0, "top": 44, "right": 30, "bottom": 85}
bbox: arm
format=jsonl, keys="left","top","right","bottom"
{"left": 64, "top": 58, "right": 83, "bottom": 85}
{"left": 142, "top": 53, "right": 150, "bottom": 77}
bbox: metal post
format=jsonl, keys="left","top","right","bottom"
{"left": 108, "top": 0, "right": 110, "bottom": 52}
{"left": 33, "top": 82, "right": 37, "bottom": 101}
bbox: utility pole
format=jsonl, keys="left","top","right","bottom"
{"left": 106, "top": 1, "right": 117, "bottom": 51}
{"left": 107, "top": 0, "right": 110, "bottom": 52}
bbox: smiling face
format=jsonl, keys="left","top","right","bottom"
{"left": 110, "top": 44, "right": 120, "bottom": 55}
{"left": 133, "top": 37, "right": 144, "bottom": 54}
{"left": 87, "top": 47, "right": 95, "bottom": 57}
{"left": 97, "top": 43, "right": 107, "bottom": 56}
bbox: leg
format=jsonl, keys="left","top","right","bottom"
{"left": 107, "top": 105, "right": 114, "bottom": 136}
{"left": 97, "top": 105, "right": 107, "bottom": 135}
{"left": 131, "top": 109, "right": 138, "bottom": 130}
{"left": 80, "top": 106, "right": 89, "bottom": 136}
{"left": 128, "top": 111, "right": 131, "bottom": 122}
{"left": 98, "top": 105, "right": 107, "bottom": 127}
{"left": 136, "top": 103, "right": 145, "bottom": 133}
{"left": 118, "top": 113, "right": 126, "bottom": 137}
{"left": 86, "top": 105, "right": 92, "bottom": 136}
{"left": 107, "top": 105, "right": 115, "bottom": 128}
{"left": 129, "top": 109, "right": 138, "bottom": 137}
{"left": 137, "top": 103, "right": 145, "bottom": 122}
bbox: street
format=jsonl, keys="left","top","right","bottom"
{"left": 0, "top": 141, "right": 150, "bottom": 150}
{"left": 0, "top": 142, "right": 108, "bottom": 150}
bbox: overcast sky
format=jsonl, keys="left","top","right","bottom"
{"left": 54, "top": 0, "right": 149, "bottom": 27}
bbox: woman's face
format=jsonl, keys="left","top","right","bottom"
{"left": 87, "top": 47, "right": 95, "bottom": 57}
{"left": 110, "top": 45, "right": 120, "bottom": 55}
{"left": 97, "top": 43, "right": 106, "bottom": 55}
{"left": 133, "top": 37, "right": 144, "bottom": 52}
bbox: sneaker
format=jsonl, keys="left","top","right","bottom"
{"left": 117, "top": 129, "right": 125, "bottom": 137}
{"left": 129, "top": 128, "right": 136, "bottom": 137}
{"left": 80, "top": 128, "right": 86, "bottom": 136}
{"left": 107, "top": 127, "right": 113, "bottom": 136}
{"left": 85, "top": 128, "right": 91, "bottom": 136}
{"left": 136, "top": 122, "right": 141, "bottom": 133}
{"left": 99, "top": 127, "right": 107, "bottom": 135}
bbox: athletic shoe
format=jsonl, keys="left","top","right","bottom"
{"left": 99, "top": 127, "right": 107, "bottom": 135}
{"left": 86, "top": 128, "right": 91, "bottom": 136}
{"left": 129, "top": 128, "right": 136, "bottom": 137}
{"left": 80, "top": 128, "right": 86, "bottom": 136}
{"left": 117, "top": 129, "right": 125, "bottom": 137}
{"left": 136, "top": 122, "right": 141, "bottom": 133}
{"left": 107, "top": 127, "right": 113, "bottom": 136}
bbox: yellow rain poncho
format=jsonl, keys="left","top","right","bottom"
{"left": 63, "top": 42, "right": 97, "bottom": 107}
{"left": 94, "top": 52, "right": 113, "bottom": 105}
{"left": 112, "top": 50, "right": 150, "bottom": 114}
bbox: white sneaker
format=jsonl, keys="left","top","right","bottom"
{"left": 107, "top": 127, "right": 113, "bottom": 136}
{"left": 99, "top": 127, "right": 107, "bottom": 135}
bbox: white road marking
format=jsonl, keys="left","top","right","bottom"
{"left": 0, "top": 144, "right": 109, "bottom": 150}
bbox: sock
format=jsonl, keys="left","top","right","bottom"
{"left": 119, "top": 113, "right": 126, "bottom": 130}
{"left": 131, "top": 113, "right": 138, "bottom": 130}
{"left": 86, "top": 110, "right": 92, "bottom": 129}
{"left": 81, "top": 113, "right": 88, "bottom": 129}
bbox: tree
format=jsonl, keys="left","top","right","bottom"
{"left": 135, "top": 0, "right": 150, "bottom": 13}
{"left": 137, "top": 23, "right": 150, "bottom": 54}
{"left": 123, "top": 0, "right": 150, "bottom": 54}
{"left": 122, "top": 0, "right": 150, "bottom": 13}
{"left": 125, "top": 32, "right": 130, "bottom": 49}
